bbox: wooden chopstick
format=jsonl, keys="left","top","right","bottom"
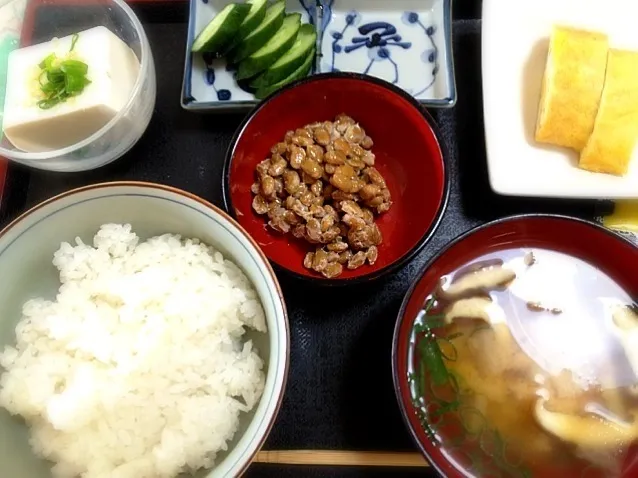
{"left": 254, "top": 450, "right": 429, "bottom": 468}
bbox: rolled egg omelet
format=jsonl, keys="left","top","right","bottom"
{"left": 579, "top": 49, "right": 638, "bottom": 176}
{"left": 535, "top": 26, "right": 609, "bottom": 151}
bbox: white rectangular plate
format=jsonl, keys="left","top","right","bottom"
{"left": 181, "top": 0, "right": 456, "bottom": 112}
{"left": 482, "top": 0, "right": 638, "bottom": 199}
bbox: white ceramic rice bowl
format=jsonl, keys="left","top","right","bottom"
{"left": 0, "top": 182, "right": 289, "bottom": 478}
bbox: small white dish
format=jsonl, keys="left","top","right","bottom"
{"left": 181, "top": 0, "right": 456, "bottom": 112}
{"left": 0, "top": 182, "right": 289, "bottom": 478}
{"left": 318, "top": 0, "right": 455, "bottom": 107}
{"left": 482, "top": 0, "right": 638, "bottom": 199}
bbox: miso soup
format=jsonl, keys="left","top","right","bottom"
{"left": 408, "top": 248, "right": 638, "bottom": 477}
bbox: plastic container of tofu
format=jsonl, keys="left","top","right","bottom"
{"left": 0, "top": 0, "right": 156, "bottom": 172}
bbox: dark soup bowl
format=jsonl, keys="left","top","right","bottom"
{"left": 223, "top": 73, "right": 449, "bottom": 285}
{"left": 392, "top": 215, "right": 638, "bottom": 478}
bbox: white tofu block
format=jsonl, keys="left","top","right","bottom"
{"left": 2, "top": 26, "right": 140, "bottom": 153}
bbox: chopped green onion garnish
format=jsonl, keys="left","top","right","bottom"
{"left": 408, "top": 293, "right": 533, "bottom": 478}
{"left": 418, "top": 335, "right": 449, "bottom": 386}
{"left": 70, "top": 33, "right": 79, "bottom": 52}
{"left": 36, "top": 34, "right": 90, "bottom": 110}
{"left": 38, "top": 53, "right": 56, "bottom": 70}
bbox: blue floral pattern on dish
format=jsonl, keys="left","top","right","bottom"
{"left": 319, "top": 0, "right": 452, "bottom": 102}
{"left": 202, "top": 52, "right": 232, "bottom": 101}
{"left": 329, "top": 13, "right": 412, "bottom": 84}
{"left": 402, "top": 11, "right": 440, "bottom": 97}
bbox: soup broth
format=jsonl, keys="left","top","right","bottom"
{"left": 408, "top": 248, "right": 638, "bottom": 478}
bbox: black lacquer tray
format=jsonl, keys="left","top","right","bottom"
{"left": 0, "top": 0, "right": 601, "bottom": 476}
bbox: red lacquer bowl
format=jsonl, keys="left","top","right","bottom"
{"left": 222, "top": 73, "right": 449, "bottom": 285}
{"left": 392, "top": 214, "right": 638, "bottom": 478}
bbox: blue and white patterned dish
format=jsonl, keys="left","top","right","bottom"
{"left": 182, "top": 0, "right": 317, "bottom": 112}
{"left": 181, "top": 0, "right": 456, "bottom": 112}
{"left": 319, "top": 0, "right": 455, "bottom": 106}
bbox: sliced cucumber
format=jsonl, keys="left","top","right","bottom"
{"left": 236, "top": 13, "right": 302, "bottom": 80}
{"left": 255, "top": 48, "right": 314, "bottom": 99}
{"left": 228, "top": 0, "right": 286, "bottom": 64}
{"left": 222, "top": 0, "right": 269, "bottom": 55}
{"left": 238, "top": 0, "right": 268, "bottom": 39}
{"left": 192, "top": 3, "right": 251, "bottom": 54}
{"left": 250, "top": 23, "right": 316, "bottom": 89}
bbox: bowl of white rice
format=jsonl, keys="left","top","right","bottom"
{"left": 0, "top": 182, "right": 289, "bottom": 478}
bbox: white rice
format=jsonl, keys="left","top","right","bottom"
{"left": 0, "top": 224, "right": 267, "bottom": 478}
